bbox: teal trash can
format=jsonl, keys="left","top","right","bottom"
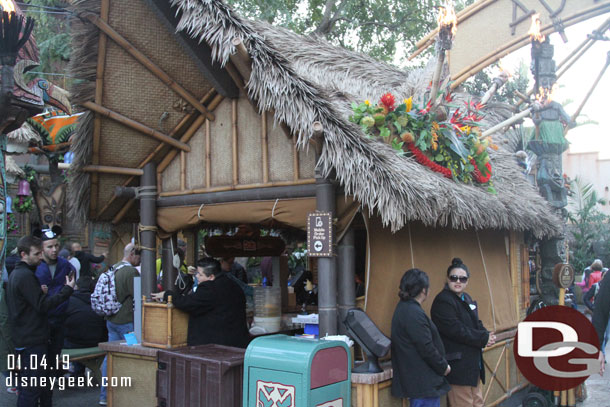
{"left": 243, "top": 334, "right": 351, "bottom": 407}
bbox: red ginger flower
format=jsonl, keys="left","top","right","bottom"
{"left": 380, "top": 93, "right": 396, "bottom": 112}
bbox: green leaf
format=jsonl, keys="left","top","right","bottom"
{"left": 379, "top": 127, "right": 390, "bottom": 139}
{"left": 393, "top": 120, "right": 402, "bottom": 132}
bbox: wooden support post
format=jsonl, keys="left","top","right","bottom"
{"left": 261, "top": 111, "right": 269, "bottom": 183}
{"left": 229, "top": 38, "right": 252, "bottom": 82}
{"left": 293, "top": 135, "right": 300, "bottom": 181}
{"left": 84, "top": 14, "right": 214, "bottom": 121}
{"left": 205, "top": 119, "right": 211, "bottom": 188}
{"left": 180, "top": 151, "right": 186, "bottom": 190}
{"left": 232, "top": 99, "right": 238, "bottom": 185}
{"left": 83, "top": 101, "right": 191, "bottom": 152}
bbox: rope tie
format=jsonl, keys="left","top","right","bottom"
{"left": 476, "top": 230, "right": 497, "bottom": 332}
{"left": 197, "top": 204, "right": 205, "bottom": 219}
{"left": 271, "top": 199, "right": 279, "bottom": 219}
{"left": 137, "top": 224, "right": 158, "bottom": 252}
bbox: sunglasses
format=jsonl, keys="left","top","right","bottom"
{"left": 449, "top": 275, "right": 468, "bottom": 283}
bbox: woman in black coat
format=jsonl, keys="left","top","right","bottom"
{"left": 431, "top": 258, "right": 496, "bottom": 407}
{"left": 391, "top": 268, "right": 451, "bottom": 407}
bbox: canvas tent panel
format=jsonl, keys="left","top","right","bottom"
{"left": 209, "top": 100, "right": 233, "bottom": 186}
{"left": 186, "top": 124, "right": 206, "bottom": 190}
{"left": 237, "top": 98, "right": 263, "bottom": 185}
{"left": 267, "top": 112, "right": 294, "bottom": 182}
{"left": 298, "top": 147, "right": 316, "bottom": 179}
{"left": 156, "top": 197, "right": 359, "bottom": 237}
{"left": 365, "top": 215, "right": 518, "bottom": 338}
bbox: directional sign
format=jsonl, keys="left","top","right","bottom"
{"left": 307, "top": 212, "right": 333, "bottom": 257}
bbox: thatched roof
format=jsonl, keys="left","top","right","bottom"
{"left": 5, "top": 156, "right": 25, "bottom": 178}
{"left": 68, "top": 0, "right": 562, "bottom": 238}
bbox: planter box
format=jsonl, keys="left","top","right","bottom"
{"left": 157, "top": 344, "right": 245, "bottom": 407}
{"left": 142, "top": 296, "right": 188, "bottom": 349}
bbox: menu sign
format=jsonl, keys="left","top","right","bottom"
{"left": 307, "top": 212, "right": 332, "bottom": 257}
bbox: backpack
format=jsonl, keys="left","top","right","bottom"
{"left": 91, "top": 262, "right": 129, "bottom": 317}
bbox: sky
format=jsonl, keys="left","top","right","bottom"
{"left": 499, "top": 15, "right": 610, "bottom": 159}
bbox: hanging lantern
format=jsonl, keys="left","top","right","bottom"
{"left": 17, "top": 179, "right": 31, "bottom": 196}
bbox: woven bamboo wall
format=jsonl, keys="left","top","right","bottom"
{"left": 92, "top": 0, "right": 213, "bottom": 216}
{"left": 160, "top": 97, "right": 316, "bottom": 194}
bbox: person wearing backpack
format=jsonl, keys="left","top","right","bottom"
{"left": 99, "top": 243, "right": 140, "bottom": 406}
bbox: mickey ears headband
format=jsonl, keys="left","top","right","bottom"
{"left": 33, "top": 225, "right": 63, "bottom": 241}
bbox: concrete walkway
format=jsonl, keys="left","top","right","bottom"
{"left": 578, "top": 341, "right": 610, "bottom": 407}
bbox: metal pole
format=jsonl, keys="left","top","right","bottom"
{"left": 337, "top": 226, "right": 355, "bottom": 334}
{"left": 316, "top": 166, "right": 337, "bottom": 337}
{"left": 140, "top": 162, "right": 157, "bottom": 297}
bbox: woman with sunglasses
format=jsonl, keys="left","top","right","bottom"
{"left": 431, "top": 258, "right": 496, "bottom": 407}
{"left": 391, "top": 268, "right": 451, "bottom": 407}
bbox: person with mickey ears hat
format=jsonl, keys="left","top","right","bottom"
{"left": 6, "top": 234, "right": 75, "bottom": 406}
{"left": 33, "top": 225, "right": 77, "bottom": 380}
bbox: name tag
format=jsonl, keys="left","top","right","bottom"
{"left": 469, "top": 304, "right": 477, "bottom": 311}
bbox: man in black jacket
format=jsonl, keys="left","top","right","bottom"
{"left": 71, "top": 242, "right": 106, "bottom": 278}
{"left": 152, "top": 257, "right": 249, "bottom": 348}
{"left": 593, "top": 270, "right": 610, "bottom": 374}
{"left": 6, "top": 235, "right": 75, "bottom": 406}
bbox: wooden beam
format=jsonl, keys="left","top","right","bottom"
{"left": 205, "top": 118, "right": 211, "bottom": 188}
{"left": 82, "top": 165, "right": 144, "bottom": 176}
{"left": 232, "top": 99, "right": 238, "bottom": 185}
{"left": 84, "top": 13, "right": 215, "bottom": 121}
{"left": 96, "top": 89, "right": 217, "bottom": 218}
{"left": 83, "top": 101, "right": 191, "bottom": 152}
{"left": 90, "top": 0, "right": 110, "bottom": 218}
{"left": 261, "top": 111, "right": 268, "bottom": 183}
{"left": 229, "top": 38, "right": 252, "bottom": 83}
{"left": 158, "top": 179, "right": 316, "bottom": 197}
{"left": 292, "top": 134, "right": 300, "bottom": 181}
{"left": 180, "top": 151, "right": 186, "bottom": 190}
{"left": 112, "top": 199, "right": 135, "bottom": 225}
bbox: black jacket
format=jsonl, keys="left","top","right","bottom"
{"left": 74, "top": 251, "right": 105, "bottom": 277}
{"left": 6, "top": 261, "right": 73, "bottom": 348}
{"left": 64, "top": 290, "right": 107, "bottom": 348}
{"left": 431, "top": 288, "right": 489, "bottom": 386}
{"left": 164, "top": 273, "right": 249, "bottom": 348}
{"left": 593, "top": 272, "right": 610, "bottom": 346}
{"left": 391, "top": 298, "right": 450, "bottom": 399}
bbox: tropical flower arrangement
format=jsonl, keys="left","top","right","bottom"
{"left": 349, "top": 91, "right": 497, "bottom": 191}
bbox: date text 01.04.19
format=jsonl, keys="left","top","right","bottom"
{"left": 7, "top": 353, "right": 70, "bottom": 370}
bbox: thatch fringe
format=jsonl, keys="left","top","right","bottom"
{"left": 5, "top": 156, "right": 25, "bottom": 178}
{"left": 6, "top": 122, "right": 41, "bottom": 143}
{"left": 170, "top": 0, "right": 561, "bottom": 237}
{"left": 66, "top": 0, "right": 100, "bottom": 222}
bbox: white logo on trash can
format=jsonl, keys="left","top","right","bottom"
{"left": 317, "top": 398, "right": 343, "bottom": 407}
{"left": 256, "top": 380, "right": 295, "bottom": 407}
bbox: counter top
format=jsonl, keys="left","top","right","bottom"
{"left": 99, "top": 340, "right": 162, "bottom": 358}
{"left": 351, "top": 361, "right": 393, "bottom": 384}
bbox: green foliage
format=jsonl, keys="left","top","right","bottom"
{"left": 349, "top": 92, "right": 496, "bottom": 185}
{"left": 15, "top": 196, "right": 34, "bottom": 213}
{"left": 22, "top": 0, "right": 71, "bottom": 82}
{"left": 567, "top": 177, "right": 610, "bottom": 274}
{"left": 225, "top": 0, "right": 475, "bottom": 63}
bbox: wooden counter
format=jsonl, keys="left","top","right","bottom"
{"left": 99, "top": 341, "right": 162, "bottom": 407}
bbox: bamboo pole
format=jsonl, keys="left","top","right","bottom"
{"left": 450, "top": 3, "right": 610, "bottom": 88}
{"left": 293, "top": 135, "right": 300, "bottom": 181}
{"left": 205, "top": 118, "right": 211, "bottom": 188}
{"left": 483, "top": 346, "right": 507, "bottom": 404}
{"left": 180, "top": 151, "right": 186, "bottom": 190}
{"left": 157, "top": 94, "right": 224, "bottom": 174}
{"left": 505, "top": 341, "right": 510, "bottom": 390}
{"left": 84, "top": 14, "right": 214, "bottom": 121}
{"left": 232, "top": 99, "right": 238, "bottom": 185}
{"left": 158, "top": 179, "right": 316, "bottom": 197}
{"left": 261, "top": 111, "right": 269, "bottom": 184}
{"left": 82, "top": 165, "right": 144, "bottom": 176}
{"left": 481, "top": 107, "right": 532, "bottom": 137}
{"left": 83, "top": 101, "right": 191, "bottom": 152}
{"left": 230, "top": 38, "right": 252, "bottom": 82}
{"left": 90, "top": 0, "right": 110, "bottom": 218}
